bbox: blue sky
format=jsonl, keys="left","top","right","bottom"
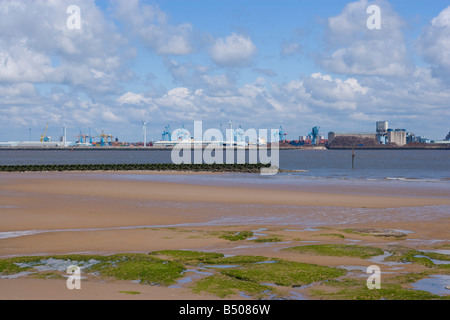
{"left": 0, "top": 0, "right": 449, "bottom": 142}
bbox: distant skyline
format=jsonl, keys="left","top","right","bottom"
{"left": 0, "top": 0, "right": 449, "bottom": 142}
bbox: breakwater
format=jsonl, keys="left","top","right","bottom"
{"left": 0, "top": 163, "right": 271, "bottom": 173}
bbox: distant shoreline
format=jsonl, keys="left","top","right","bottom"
{"left": 0, "top": 145, "right": 449, "bottom": 151}
{"left": 326, "top": 145, "right": 450, "bottom": 150}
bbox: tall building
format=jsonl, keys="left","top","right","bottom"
{"left": 376, "top": 121, "right": 388, "bottom": 133}
{"left": 387, "top": 129, "right": 406, "bottom": 146}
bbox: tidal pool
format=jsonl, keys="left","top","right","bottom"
{"left": 411, "top": 275, "right": 450, "bottom": 296}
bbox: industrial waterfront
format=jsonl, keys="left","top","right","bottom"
{"left": 1, "top": 120, "right": 449, "bottom": 149}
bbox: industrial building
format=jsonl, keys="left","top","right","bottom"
{"left": 386, "top": 129, "right": 406, "bottom": 146}
{"left": 0, "top": 141, "right": 69, "bottom": 148}
{"left": 376, "top": 121, "right": 406, "bottom": 146}
{"left": 327, "top": 132, "right": 377, "bottom": 144}
{"left": 328, "top": 121, "right": 407, "bottom": 146}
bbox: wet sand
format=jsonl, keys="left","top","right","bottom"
{"left": 0, "top": 172, "right": 449, "bottom": 300}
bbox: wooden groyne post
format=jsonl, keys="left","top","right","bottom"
{"left": 352, "top": 146, "right": 355, "bottom": 169}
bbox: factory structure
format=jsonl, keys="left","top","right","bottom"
{"left": 328, "top": 121, "right": 407, "bottom": 146}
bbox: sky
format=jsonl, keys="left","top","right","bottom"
{"left": 0, "top": 0, "right": 449, "bottom": 142}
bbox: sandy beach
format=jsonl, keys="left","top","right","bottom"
{"left": 0, "top": 171, "right": 449, "bottom": 300}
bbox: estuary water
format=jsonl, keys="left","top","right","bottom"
{"left": 0, "top": 149, "right": 448, "bottom": 183}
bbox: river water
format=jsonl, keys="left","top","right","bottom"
{"left": 0, "top": 149, "right": 448, "bottom": 182}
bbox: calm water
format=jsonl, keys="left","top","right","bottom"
{"left": 0, "top": 149, "right": 448, "bottom": 182}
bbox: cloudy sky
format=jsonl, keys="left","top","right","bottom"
{"left": 0, "top": 0, "right": 449, "bottom": 142}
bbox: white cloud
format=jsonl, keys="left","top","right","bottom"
{"left": 157, "top": 25, "right": 194, "bottom": 56}
{"left": 0, "top": 83, "right": 41, "bottom": 107}
{"left": 0, "top": 43, "right": 54, "bottom": 83}
{"left": 111, "top": 0, "right": 194, "bottom": 56}
{"left": 101, "top": 109, "right": 124, "bottom": 123}
{"left": 0, "top": 0, "right": 128, "bottom": 96}
{"left": 321, "top": 0, "right": 411, "bottom": 77}
{"left": 168, "top": 87, "right": 191, "bottom": 99}
{"left": 209, "top": 33, "right": 257, "bottom": 67}
{"left": 304, "top": 73, "right": 369, "bottom": 107}
{"left": 416, "top": 6, "right": 450, "bottom": 78}
{"left": 117, "top": 92, "right": 151, "bottom": 106}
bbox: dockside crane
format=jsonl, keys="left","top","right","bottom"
{"left": 40, "top": 123, "right": 51, "bottom": 142}
{"left": 162, "top": 125, "right": 172, "bottom": 141}
{"left": 310, "top": 126, "right": 320, "bottom": 146}
{"left": 279, "top": 126, "right": 287, "bottom": 142}
{"left": 98, "top": 131, "right": 113, "bottom": 146}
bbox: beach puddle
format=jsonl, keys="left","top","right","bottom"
{"left": 286, "top": 291, "right": 308, "bottom": 300}
{"left": 411, "top": 275, "right": 450, "bottom": 296}
{"left": 367, "top": 251, "right": 392, "bottom": 265}
{"left": 1, "top": 258, "right": 101, "bottom": 279}
{"left": 405, "top": 239, "right": 446, "bottom": 245}
{"left": 422, "top": 249, "right": 450, "bottom": 255}
{"left": 339, "top": 265, "right": 367, "bottom": 275}
{"left": 0, "top": 230, "right": 41, "bottom": 240}
{"left": 0, "top": 271, "right": 34, "bottom": 279}
{"left": 14, "top": 258, "right": 101, "bottom": 272}
{"left": 169, "top": 269, "right": 214, "bottom": 288}
{"left": 203, "top": 264, "right": 238, "bottom": 269}
{"left": 247, "top": 228, "right": 268, "bottom": 240}
{"left": 239, "top": 292, "right": 252, "bottom": 299}
{"left": 367, "top": 250, "right": 414, "bottom": 267}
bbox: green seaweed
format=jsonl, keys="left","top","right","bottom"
{"left": 3, "top": 248, "right": 447, "bottom": 300}
{"left": 283, "top": 244, "right": 384, "bottom": 259}
{"left": 149, "top": 250, "right": 224, "bottom": 264}
{"left": 219, "top": 231, "right": 254, "bottom": 241}
{"left": 312, "top": 233, "right": 345, "bottom": 239}
{"left": 89, "top": 253, "right": 185, "bottom": 286}
{"left": 221, "top": 260, "right": 346, "bottom": 287}
{"left": 192, "top": 274, "right": 274, "bottom": 298}
{"left": 119, "top": 291, "right": 141, "bottom": 295}
{"left": 202, "top": 255, "right": 270, "bottom": 265}
{"left": 252, "top": 236, "right": 283, "bottom": 243}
